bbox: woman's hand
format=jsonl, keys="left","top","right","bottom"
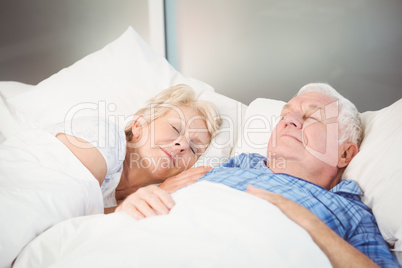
{"left": 159, "top": 166, "right": 212, "bottom": 194}
{"left": 116, "top": 185, "right": 175, "bottom": 220}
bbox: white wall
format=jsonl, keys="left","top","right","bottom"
{"left": 0, "top": 0, "right": 149, "bottom": 85}
{"left": 173, "top": 0, "right": 402, "bottom": 112}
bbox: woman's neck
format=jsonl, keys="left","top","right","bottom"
{"left": 115, "top": 149, "right": 151, "bottom": 201}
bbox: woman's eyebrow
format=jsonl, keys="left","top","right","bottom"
{"left": 190, "top": 131, "right": 210, "bottom": 146}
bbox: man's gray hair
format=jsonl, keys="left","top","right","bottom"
{"left": 297, "top": 83, "right": 363, "bottom": 147}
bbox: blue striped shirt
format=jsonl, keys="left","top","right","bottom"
{"left": 198, "top": 153, "right": 398, "bottom": 267}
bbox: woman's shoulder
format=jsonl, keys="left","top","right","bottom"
{"left": 50, "top": 116, "right": 124, "bottom": 141}
{"left": 51, "top": 116, "right": 127, "bottom": 175}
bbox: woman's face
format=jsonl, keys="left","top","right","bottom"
{"left": 130, "top": 106, "right": 211, "bottom": 182}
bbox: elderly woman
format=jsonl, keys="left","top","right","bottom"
{"left": 55, "top": 84, "right": 221, "bottom": 218}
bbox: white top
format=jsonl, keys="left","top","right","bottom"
{"left": 49, "top": 117, "right": 127, "bottom": 208}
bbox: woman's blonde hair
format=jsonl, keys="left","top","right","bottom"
{"left": 125, "top": 84, "right": 222, "bottom": 142}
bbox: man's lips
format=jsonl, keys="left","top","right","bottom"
{"left": 280, "top": 133, "right": 302, "bottom": 143}
{"left": 160, "top": 147, "right": 175, "bottom": 164}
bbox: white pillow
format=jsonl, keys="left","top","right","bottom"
{"left": 231, "top": 98, "right": 285, "bottom": 157}
{"left": 343, "top": 98, "right": 402, "bottom": 250}
{"left": 2, "top": 27, "right": 213, "bottom": 132}
{"left": 0, "top": 81, "right": 34, "bottom": 138}
{"left": 197, "top": 90, "right": 247, "bottom": 166}
{"left": 235, "top": 97, "right": 402, "bottom": 252}
{"left": 0, "top": 27, "right": 243, "bottom": 167}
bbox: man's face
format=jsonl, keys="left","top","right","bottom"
{"left": 267, "top": 91, "right": 341, "bottom": 170}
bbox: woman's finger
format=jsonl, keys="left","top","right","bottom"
{"left": 141, "top": 192, "right": 170, "bottom": 216}
{"left": 135, "top": 198, "right": 158, "bottom": 218}
{"left": 116, "top": 200, "right": 145, "bottom": 220}
{"left": 150, "top": 187, "right": 175, "bottom": 211}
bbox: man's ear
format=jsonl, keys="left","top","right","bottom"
{"left": 338, "top": 142, "right": 359, "bottom": 168}
{"left": 131, "top": 115, "right": 144, "bottom": 142}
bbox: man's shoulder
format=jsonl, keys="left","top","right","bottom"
{"left": 330, "top": 180, "right": 374, "bottom": 214}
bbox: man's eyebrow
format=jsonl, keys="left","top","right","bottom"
{"left": 308, "top": 104, "right": 320, "bottom": 111}
{"left": 282, "top": 104, "right": 292, "bottom": 110}
{"left": 282, "top": 103, "right": 322, "bottom": 112}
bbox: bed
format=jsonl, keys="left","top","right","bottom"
{"left": 0, "top": 27, "right": 401, "bottom": 267}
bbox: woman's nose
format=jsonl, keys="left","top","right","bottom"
{"left": 174, "top": 137, "right": 190, "bottom": 153}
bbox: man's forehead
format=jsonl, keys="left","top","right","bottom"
{"left": 285, "top": 92, "right": 337, "bottom": 110}
{"left": 282, "top": 103, "right": 322, "bottom": 111}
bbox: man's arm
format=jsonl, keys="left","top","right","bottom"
{"left": 246, "top": 185, "right": 379, "bottom": 268}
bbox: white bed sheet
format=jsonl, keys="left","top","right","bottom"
{"left": 0, "top": 129, "right": 103, "bottom": 267}
{"left": 14, "top": 181, "right": 330, "bottom": 268}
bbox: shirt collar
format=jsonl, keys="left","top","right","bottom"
{"left": 330, "top": 180, "right": 363, "bottom": 196}
{"left": 255, "top": 158, "right": 273, "bottom": 172}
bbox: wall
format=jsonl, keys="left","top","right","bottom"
{"left": 173, "top": 0, "right": 402, "bottom": 112}
{"left": 0, "top": 0, "right": 149, "bottom": 85}
{"left": 1, "top": 1, "right": 401, "bottom": 112}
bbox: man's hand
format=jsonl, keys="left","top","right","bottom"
{"left": 246, "top": 185, "right": 379, "bottom": 268}
{"left": 246, "top": 184, "right": 317, "bottom": 229}
{"left": 116, "top": 185, "right": 175, "bottom": 220}
{"left": 159, "top": 166, "right": 212, "bottom": 194}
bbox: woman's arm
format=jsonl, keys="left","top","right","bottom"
{"left": 159, "top": 166, "right": 212, "bottom": 193}
{"left": 246, "top": 185, "right": 379, "bottom": 268}
{"left": 56, "top": 133, "right": 107, "bottom": 186}
{"left": 107, "top": 167, "right": 210, "bottom": 217}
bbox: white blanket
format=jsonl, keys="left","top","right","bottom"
{"left": 14, "top": 181, "right": 330, "bottom": 268}
{"left": 0, "top": 129, "right": 103, "bottom": 268}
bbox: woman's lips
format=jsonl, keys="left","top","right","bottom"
{"left": 160, "top": 147, "right": 175, "bottom": 164}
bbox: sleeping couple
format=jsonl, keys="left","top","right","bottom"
{"left": 6, "top": 84, "right": 400, "bottom": 267}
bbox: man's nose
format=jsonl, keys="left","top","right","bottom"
{"left": 283, "top": 112, "right": 302, "bottom": 129}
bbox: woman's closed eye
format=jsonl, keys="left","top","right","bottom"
{"left": 172, "top": 125, "right": 181, "bottom": 135}
{"left": 172, "top": 124, "right": 196, "bottom": 154}
{"left": 190, "top": 144, "right": 196, "bottom": 154}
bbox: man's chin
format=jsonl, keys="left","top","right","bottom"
{"left": 266, "top": 151, "right": 289, "bottom": 170}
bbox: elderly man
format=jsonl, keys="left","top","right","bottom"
{"left": 119, "top": 83, "right": 398, "bottom": 267}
